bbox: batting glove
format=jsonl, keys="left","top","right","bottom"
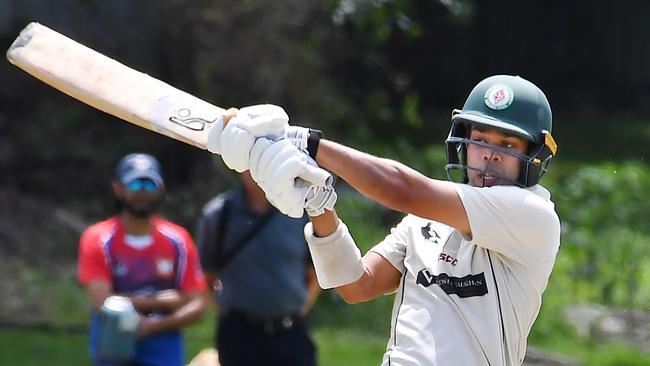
{"left": 250, "top": 138, "right": 336, "bottom": 218}
{"left": 286, "top": 126, "right": 323, "bottom": 160}
{"left": 208, "top": 104, "right": 289, "bottom": 172}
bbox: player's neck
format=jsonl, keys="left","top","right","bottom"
{"left": 120, "top": 212, "right": 152, "bottom": 236}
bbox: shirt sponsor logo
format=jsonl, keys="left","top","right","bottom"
{"left": 421, "top": 222, "right": 441, "bottom": 244}
{"left": 438, "top": 252, "right": 458, "bottom": 266}
{"left": 416, "top": 269, "right": 488, "bottom": 298}
{"left": 156, "top": 259, "right": 174, "bottom": 278}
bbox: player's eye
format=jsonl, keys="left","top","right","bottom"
{"left": 502, "top": 140, "right": 521, "bottom": 150}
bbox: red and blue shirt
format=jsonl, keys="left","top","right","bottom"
{"left": 78, "top": 215, "right": 206, "bottom": 366}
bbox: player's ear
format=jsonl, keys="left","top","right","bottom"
{"left": 111, "top": 180, "right": 125, "bottom": 198}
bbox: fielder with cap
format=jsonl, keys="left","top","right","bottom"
{"left": 210, "top": 75, "right": 561, "bottom": 365}
{"left": 78, "top": 153, "right": 207, "bottom": 366}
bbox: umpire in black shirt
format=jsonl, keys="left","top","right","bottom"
{"left": 197, "top": 171, "right": 320, "bottom": 366}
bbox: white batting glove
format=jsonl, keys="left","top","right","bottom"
{"left": 250, "top": 138, "right": 336, "bottom": 218}
{"left": 304, "top": 184, "right": 337, "bottom": 216}
{"left": 207, "top": 104, "right": 289, "bottom": 172}
{"left": 286, "top": 126, "right": 323, "bottom": 160}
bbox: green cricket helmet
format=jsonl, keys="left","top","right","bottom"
{"left": 445, "top": 75, "right": 558, "bottom": 187}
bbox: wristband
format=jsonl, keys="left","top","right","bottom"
{"left": 307, "top": 129, "right": 322, "bottom": 160}
{"left": 304, "top": 220, "right": 364, "bottom": 289}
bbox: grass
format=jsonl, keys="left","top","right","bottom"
{"left": 183, "top": 312, "right": 387, "bottom": 366}
{"left": 313, "top": 328, "right": 385, "bottom": 366}
{"left": 1, "top": 299, "right": 650, "bottom": 366}
{"left": 0, "top": 314, "right": 386, "bottom": 366}
{"left": 530, "top": 333, "right": 650, "bottom": 366}
{"left": 2, "top": 320, "right": 649, "bottom": 366}
{"left": 0, "top": 328, "right": 90, "bottom": 366}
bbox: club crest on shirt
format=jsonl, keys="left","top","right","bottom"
{"left": 156, "top": 258, "right": 174, "bottom": 278}
{"left": 421, "top": 222, "right": 441, "bottom": 244}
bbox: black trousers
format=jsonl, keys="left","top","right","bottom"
{"left": 217, "top": 312, "right": 317, "bottom": 366}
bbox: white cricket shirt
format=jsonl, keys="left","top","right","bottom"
{"left": 370, "top": 183, "right": 560, "bottom": 366}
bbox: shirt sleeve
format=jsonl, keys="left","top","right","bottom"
{"left": 369, "top": 215, "right": 415, "bottom": 274}
{"left": 179, "top": 231, "right": 208, "bottom": 293}
{"left": 196, "top": 210, "right": 218, "bottom": 274}
{"left": 196, "top": 196, "right": 229, "bottom": 274}
{"left": 78, "top": 227, "right": 111, "bottom": 285}
{"left": 453, "top": 184, "right": 561, "bottom": 266}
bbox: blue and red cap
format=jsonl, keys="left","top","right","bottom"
{"left": 115, "top": 153, "right": 164, "bottom": 188}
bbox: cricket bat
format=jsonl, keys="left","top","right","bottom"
{"left": 6, "top": 22, "right": 330, "bottom": 186}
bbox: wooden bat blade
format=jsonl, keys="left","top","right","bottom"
{"left": 6, "top": 22, "right": 332, "bottom": 188}
{"left": 6, "top": 22, "right": 224, "bottom": 149}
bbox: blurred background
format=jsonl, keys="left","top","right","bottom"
{"left": 0, "top": 0, "right": 649, "bottom": 365}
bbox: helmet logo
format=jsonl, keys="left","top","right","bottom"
{"left": 484, "top": 84, "right": 514, "bottom": 110}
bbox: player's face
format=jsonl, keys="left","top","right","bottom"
{"left": 113, "top": 179, "right": 163, "bottom": 217}
{"left": 465, "top": 127, "right": 529, "bottom": 187}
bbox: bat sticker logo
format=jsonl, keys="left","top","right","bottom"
{"left": 169, "top": 108, "right": 219, "bottom": 131}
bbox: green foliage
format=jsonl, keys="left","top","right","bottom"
{"left": 0, "top": 259, "right": 88, "bottom": 326}
{"left": 547, "top": 162, "right": 650, "bottom": 307}
{"left": 310, "top": 190, "right": 395, "bottom": 334}
{"left": 332, "top": 0, "right": 424, "bottom": 41}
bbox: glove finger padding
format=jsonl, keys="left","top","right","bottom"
{"left": 250, "top": 138, "right": 287, "bottom": 185}
{"left": 220, "top": 122, "right": 255, "bottom": 172}
{"left": 268, "top": 155, "right": 311, "bottom": 198}
{"left": 236, "top": 104, "right": 288, "bottom": 138}
{"left": 268, "top": 192, "right": 305, "bottom": 218}
{"left": 264, "top": 141, "right": 308, "bottom": 191}
{"left": 205, "top": 115, "right": 226, "bottom": 154}
{"left": 305, "top": 185, "right": 337, "bottom": 217}
{"left": 248, "top": 139, "right": 311, "bottom": 218}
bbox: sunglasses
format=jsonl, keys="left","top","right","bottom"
{"left": 125, "top": 179, "right": 160, "bottom": 193}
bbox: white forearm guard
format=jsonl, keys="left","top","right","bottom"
{"left": 304, "top": 220, "right": 364, "bottom": 289}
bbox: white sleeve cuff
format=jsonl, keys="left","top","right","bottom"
{"left": 304, "top": 221, "right": 364, "bottom": 289}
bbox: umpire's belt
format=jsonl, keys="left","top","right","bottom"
{"left": 226, "top": 309, "right": 302, "bottom": 334}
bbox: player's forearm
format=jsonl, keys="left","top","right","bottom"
{"left": 310, "top": 209, "right": 340, "bottom": 237}
{"left": 315, "top": 140, "right": 467, "bottom": 228}
{"left": 130, "top": 290, "right": 188, "bottom": 313}
{"left": 336, "top": 274, "right": 378, "bottom": 304}
{"left": 315, "top": 140, "right": 427, "bottom": 214}
{"left": 85, "top": 281, "right": 113, "bottom": 311}
{"left": 337, "top": 252, "right": 401, "bottom": 304}
{"left": 203, "top": 274, "right": 221, "bottom": 312}
{"left": 140, "top": 295, "right": 205, "bottom": 335}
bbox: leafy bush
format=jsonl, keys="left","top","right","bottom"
{"left": 547, "top": 162, "right": 650, "bottom": 308}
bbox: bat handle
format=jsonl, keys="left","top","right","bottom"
{"left": 300, "top": 165, "right": 333, "bottom": 187}
{"left": 223, "top": 107, "right": 333, "bottom": 187}
{"left": 222, "top": 107, "right": 239, "bottom": 125}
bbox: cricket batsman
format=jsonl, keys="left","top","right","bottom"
{"left": 210, "top": 74, "right": 561, "bottom": 365}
